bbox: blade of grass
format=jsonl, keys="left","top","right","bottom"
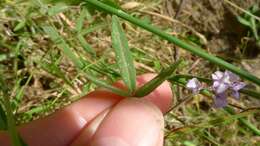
{"left": 85, "top": 0, "right": 260, "bottom": 86}
{"left": 0, "top": 103, "right": 7, "bottom": 130}
{"left": 0, "top": 77, "right": 24, "bottom": 146}
{"left": 80, "top": 22, "right": 107, "bottom": 36}
{"left": 43, "top": 26, "right": 129, "bottom": 96}
{"left": 47, "top": 4, "right": 68, "bottom": 16}
{"left": 111, "top": 15, "right": 136, "bottom": 93}
{"left": 14, "top": 20, "right": 26, "bottom": 32}
{"left": 75, "top": 7, "right": 87, "bottom": 32}
{"left": 224, "top": 106, "right": 260, "bottom": 136}
{"left": 77, "top": 34, "right": 96, "bottom": 56}
{"left": 12, "top": 74, "right": 33, "bottom": 111}
{"left": 42, "top": 26, "right": 84, "bottom": 69}
{"left": 239, "top": 88, "right": 260, "bottom": 100}
{"left": 83, "top": 71, "right": 131, "bottom": 97}
{"left": 134, "top": 59, "right": 183, "bottom": 97}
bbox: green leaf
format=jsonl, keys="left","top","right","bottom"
{"left": 86, "top": 0, "right": 260, "bottom": 86}
{"left": 237, "top": 16, "right": 251, "bottom": 27}
{"left": 47, "top": 4, "right": 68, "bottom": 16}
{"left": 0, "top": 77, "right": 25, "bottom": 146}
{"left": 85, "top": 0, "right": 120, "bottom": 14}
{"left": 83, "top": 71, "right": 131, "bottom": 97}
{"left": 0, "top": 103, "right": 7, "bottom": 130}
{"left": 40, "top": 61, "right": 72, "bottom": 87}
{"left": 111, "top": 15, "right": 136, "bottom": 94}
{"left": 14, "top": 20, "right": 26, "bottom": 32}
{"left": 43, "top": 26, "right": 84, "bottom": 69}
{"left": 134, "top": 59, "right": 183, "bottom": 97}
{"left": 224, "top": 106, "right": 260, "bottom": 136}
{"left": 75, "top": 7, "right": 87, "bottom": 32}
{"left": 77, "top": 34, "right": 96, "bottom": 56}
{"left": 80, "top": 22, "right": 107, "bottom": 36}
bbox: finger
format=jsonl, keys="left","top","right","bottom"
{"left": 70, "top": 74, "right": 173, "bottom": 146}
{"left": 137, "top": 74, "right": 172, "bottom": 114}
{"left": 0, "top": 91, "right": 123, "bottom": 146}
{"left": 70, "top": 108, "right": 111, "bottom": 146}
{"left": 70, "top": 98, "right": 164, "bottom": 146}
{"left": 89, "top": 98, "right": 164, "bottom": 146}
{"left": 0, "top": 74, "right": 172, "bottom": 146}
{"left": 113, "top": 73, "right": 173, "bottom": 113}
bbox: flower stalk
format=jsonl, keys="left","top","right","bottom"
{"left": 85, "top": 0, "right": 260, "bottom": 86}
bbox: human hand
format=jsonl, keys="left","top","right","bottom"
{"left": 0, "top": 74, "right": 172, "bottom": 146}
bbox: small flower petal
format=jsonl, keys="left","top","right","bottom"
{"left": 230, "top": 82, "right": 246, "bottom": 99}
{"left": 232, "top": 91, "right": 240, "bottom": 99}
{"left": 186, "top": 78, "right": 202, "bottom": 93}
{"left": 214, "top": 93, "right": 228, "bottom": 108}
{"left": 212, "top": 71, "right": 224, "bottom": 81}
{"left": 211, "top": 70, "right": 246, "bottom": 107}
{"left": 225, "top": 71, "right": 240, "bottom": 83}
{"left": 231, "top": 82, "right": 246, "bottom": 91}
{"left": 213, "top": 82, "right": 229, "bottom": 94}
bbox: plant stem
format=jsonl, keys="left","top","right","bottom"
{"left": 85, "top": 0, "right": 260, "bottom": 86}
{"left": 170, "top": 76, "right": 260, "bottom": 135}
{"left": 0, "top": 78, "right": 23, "bottom": 146}
{"left": 224, "top": 106, "right": 260, "bottom": 136}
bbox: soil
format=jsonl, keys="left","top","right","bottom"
{"left": 164, "top": 0, "right": 260, "bottom": 77}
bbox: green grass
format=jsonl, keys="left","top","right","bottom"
{"left": 0, "top": 0, "right": 259, "bottom": 146}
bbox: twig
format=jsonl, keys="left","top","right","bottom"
{"left": 59, "top": 13, "right": 75, "bottom": 29}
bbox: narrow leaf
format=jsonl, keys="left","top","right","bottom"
{"left": 134, "top": 59, "right": 183, "bottom": 97}
{"left": 43, "top": 26, "right": 84, "bottom": 69}
{"left": 237, "top": 16, "right": 251, "bottom": 27}
{"left": 47, "top": 4, "right": 68, "bottom": 16}
{"left": 75, "top": 7, "right": 87, "bottom": 32}
{"left": 86, "top": 0, "right": 260, "bottom": 86}
{"left": 224, "top": 106, "right": 260, "bottom": 136}
{"left": 84, "top": 71, "right": 131, "bottom": 97}
{"left": 77, "top": 34, "right": 96, "bottom": 56}
{"left": 0, "top": 103, "right": 7, "bottom": 130}
{"left": 111, "top": 15, "right": 136, "bottom": 93}
{"left": 0, "top": 77, "right": 24, "bottom": 146}
{"left": 14, "top": 20, "right": 26, "bottom": 32}
{"left": 80, "top": 22, "right": 107, "bottom": 36}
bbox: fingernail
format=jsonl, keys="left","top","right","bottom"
{"left": 71, "top": 108, "right": 111, "bottom": 146}
{"left": 90, "top": 98, "right": 164, "bottom": 146}
{"left": 84, "top": 108, "right": 111, "bottom": 139}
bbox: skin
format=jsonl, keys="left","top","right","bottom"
{"left": 0, "top": 74, "right": 173, "bottom": 146}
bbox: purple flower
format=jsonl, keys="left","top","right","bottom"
{"left": 211, "top": 70, "right": 246, "bottom": 107}
{"left": 212, "top": 71, "right": 230, "bottom": 94}
{"left": 213, "top": 92, "right": 228, "bottom": 108}
{"left": 186, "top": 78, "right": 202, "bottom": 93}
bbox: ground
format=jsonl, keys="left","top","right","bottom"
{"left": 0, "top": 0, "right": 259, "bottom": 145}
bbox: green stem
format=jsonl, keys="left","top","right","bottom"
{"left": 0, "top": 78, "right": 23, "bottom": 146}
{"left": 1, "top": 97, "right": 22, "bottom": 146}
{"left": 170, "top": 76, "right": 260, "bottom": 135}
{"left": 224, "top": 106, "right": 260, "bottom": 136}
{"left": 85, "top": 0, "right": 260, "bottom": 86}
{"left": 169, "top": 74, "right": 260, "bottom": 100}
